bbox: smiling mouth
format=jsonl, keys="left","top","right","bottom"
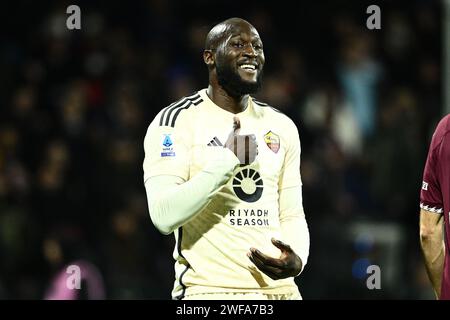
{"left": 239, "top": 64, "right": 257, "bottom": 71}
{"left": 238, "top": 63, "right": 259, "bottom": 76}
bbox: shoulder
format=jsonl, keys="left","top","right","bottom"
{"left": 430, "top": 114, "right": 450, "bottom": 149}
{"left": 252, "top": 97, "right": 299, "bottom": 133}
{"left": 144, "top": 91, "right": 203, "bottom": 142}
{"left": 435, "top": 114, "right": 450, "bottom": 136}
{"left": 252, "top": 97, "right": 283, "bottom": 114}
{"left": 426, "top": 114, "right": 450, "bottom": 165}
{"left": 156, "top": 91, "right": 204, "bottom": 128}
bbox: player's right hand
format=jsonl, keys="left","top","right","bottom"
{"left": 224, "top": 116, "right": 258, "bottom": 165}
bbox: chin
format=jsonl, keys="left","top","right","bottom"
{"left": 216, "top": 64, "right": 262, "bottom": 96}
{"left": 237, "top": 72, "right": 258, "bottom": 83}
{"left": 240, "top": 78, "right": 258, "bottom": 86}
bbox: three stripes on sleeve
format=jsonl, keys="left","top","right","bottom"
{"left": 159, "top": 92, "right": 203, "bottom": 128}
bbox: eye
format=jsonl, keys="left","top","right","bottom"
{"left": 233, "top": 42, "right": 244, "bottom": 48}
{"left": 254, "top": 43, "right": 263, "bottom": 50}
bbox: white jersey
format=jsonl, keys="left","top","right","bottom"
{"left": 143, "top": 89, "right": 303, "bottom": 299}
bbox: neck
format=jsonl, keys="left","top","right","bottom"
{"left": 207, "top": 84, "right": 249, "bottom": 114}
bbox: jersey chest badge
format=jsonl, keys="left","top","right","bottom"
{"left": 264, "top": 131, "right": 280, "bottom": 153}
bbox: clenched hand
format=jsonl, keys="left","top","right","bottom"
{"left": 225, "top": 116, "right": 258, "bottom": 165}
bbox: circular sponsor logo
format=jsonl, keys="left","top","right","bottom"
{"left": 233, "top": 168, "right": 263, "bottom": 202}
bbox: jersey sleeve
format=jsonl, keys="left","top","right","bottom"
{"left": 420, "top": 132, "right": 445, "bottom": 214}
{"left": 279, "top": 119, "right": 302, "bottom": 190}
{"left": 143, "top": 110, "right": 191, "bottom": 183}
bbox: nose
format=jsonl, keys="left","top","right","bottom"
{"left": 243, "top": 44, "right": 257, "bottom": 57}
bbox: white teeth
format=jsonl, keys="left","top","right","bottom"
{"left": 240, "top": 64, "right": 256, "bottom": 70}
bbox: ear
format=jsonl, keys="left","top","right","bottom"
{"left": 203, "top": 50, "right": 215, "bottom": 67}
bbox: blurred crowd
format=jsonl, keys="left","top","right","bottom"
{"left": 0, "top": 0, "right": 442, "bottom": 299}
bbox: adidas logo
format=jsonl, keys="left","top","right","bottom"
{"left": 207, "top": 137, "right": 223, "bottom": 146}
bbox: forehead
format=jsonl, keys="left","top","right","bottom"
{"left": 227, "top": 24, "right": 261, "bottom": 40}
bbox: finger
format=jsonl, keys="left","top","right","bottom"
{"left": 233, "top": 116, "right": 241, "bottom": 135}
{"left": 250, "top": 248, "right": 285, "bottom": 268}
{"left": 271, "top": 238, "right": 292, "bottom": 253}
{"left": 247, "top": 253, "right": 280, "bottom": 280}
{"left": 248, "top": 255, "right": 278, "bottom": 279}
{"left": 225, "top": 117, "right": 241, "bottom": 148}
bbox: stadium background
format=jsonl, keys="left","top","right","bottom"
{"left": 0, "top": 0, "right": 443, "bottom": 299}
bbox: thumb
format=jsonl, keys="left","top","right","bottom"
{"left": 271, "top": 238, "right": 292, "bottom": 252}
{"left": 225, "top": 117, "right": 241, "bottom": 147}
{"left": 232, "top": 116, "right": 241, "bottom": 135}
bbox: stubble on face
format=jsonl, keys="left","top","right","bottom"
{"left": 215, "top": 53, "right": 263, "bottom": 98}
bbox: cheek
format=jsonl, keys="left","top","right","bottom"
{"left": 214, "top": 56, "right": 226, "bottom": 70}
{"left": 217, "top": 55, "right": 237, "bottom": 71}
{"left": 215, "top": 52, "right": 228, "bottom": 66}
{"left": 221, "top": 48, "right": 239, "bottom": 62}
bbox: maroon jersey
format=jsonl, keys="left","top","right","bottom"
{"left": 420, "top": 114, "right": 450, "bottom": 299}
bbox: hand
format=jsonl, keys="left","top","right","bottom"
{"left": 224, "top": 116, "right": 258, "bottom": 165}
{"left": 247, "top": 238, "right": 302, "bottom": 280}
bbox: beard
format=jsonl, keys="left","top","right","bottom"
{"left": 215, "top": 59, "right": 263, "bottom": 97}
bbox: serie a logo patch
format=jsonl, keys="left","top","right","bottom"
{"left": 161, "top": 134, "right": 175, "bottom": 157}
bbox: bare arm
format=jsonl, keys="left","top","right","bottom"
{"left": 420, "top": 208, "right": 445, "bottom": 299}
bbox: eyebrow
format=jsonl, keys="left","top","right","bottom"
{"left": 228, "top": 33, "right": 262, "bottom": 41}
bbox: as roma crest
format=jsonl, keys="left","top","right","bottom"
{"left": 264, "top": 131, "right": 280, "bottom": 153}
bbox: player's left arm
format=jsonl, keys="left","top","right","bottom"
{"left": 419, "top": 128, "right": 450, "bottom": 299}
{"left": 248, "top": 120, "right": 310, "bottom": 279}
{"left": 420, "top": 208, "right": 444, "bottom": 299}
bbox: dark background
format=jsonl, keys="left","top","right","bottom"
{"left": 0, "top": 0, "right": 443, "bottom": 299}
